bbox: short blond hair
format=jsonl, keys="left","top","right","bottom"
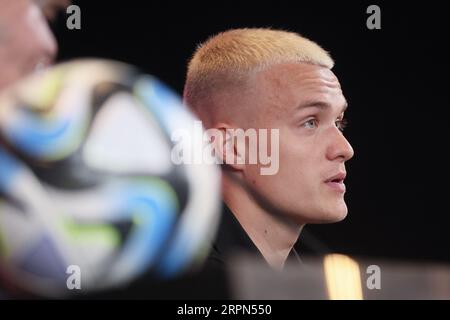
{"left": 183, "top": 28, "right": 334, "bottom": 114}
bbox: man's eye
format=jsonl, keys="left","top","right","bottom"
{"left": 303, "top": 119, "right": 318, "bottom": 129}
{"left": 335, "top": 118, "right": 348, "bottom": 132}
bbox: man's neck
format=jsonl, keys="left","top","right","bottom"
{"left": 223, "top": 177, "right": 303, "bottom": 270}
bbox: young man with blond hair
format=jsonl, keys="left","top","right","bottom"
{"left": 184, "top": 28, "right": 354, "bottom": 270}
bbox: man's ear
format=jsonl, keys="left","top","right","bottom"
{"left": 210, "top": 123, "right": 245, "bottom": 171}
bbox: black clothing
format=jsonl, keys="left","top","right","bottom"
{"left": 206, "top": 204, "right": 303, "bottom": 269}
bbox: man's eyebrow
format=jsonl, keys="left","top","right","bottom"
{"left": 296, "top": 100, "right": 348, "bottom": 113}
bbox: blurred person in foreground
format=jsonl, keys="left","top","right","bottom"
{"left": 0, "top": 0, "right": 68, "bottom": 299}
{"left": 0, "top": 0, "right": 69, "bottom": 91}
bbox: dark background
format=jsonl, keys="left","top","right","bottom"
{"left": 51, "top": 1, "right": 449, "bottom": 263}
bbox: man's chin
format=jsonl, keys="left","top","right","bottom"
{"left": 286, "top": 207, "right": 347, "bottom": 225}
{"left": 329, "top": 210, "right": 348, "bottom": 223}
{"left": 308, "top": 204, "right": 348, "bottom": 224}
{"left": 325, "top": 204, "right": 348, "bottom": 223}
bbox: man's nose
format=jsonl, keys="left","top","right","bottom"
{"left": 326, "top": 128, "right": 354, "bottom": 162}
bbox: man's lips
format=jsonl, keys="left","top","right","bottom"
{"left": 324, "top": 172, "right": 347, "bottom": 193}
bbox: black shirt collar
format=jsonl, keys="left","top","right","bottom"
{"left": 209, "top": 203, "right": 302, "bottom": 266}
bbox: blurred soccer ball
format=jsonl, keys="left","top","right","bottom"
{"left": 0, "top": 59, "right": 220, "bottom": 297}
